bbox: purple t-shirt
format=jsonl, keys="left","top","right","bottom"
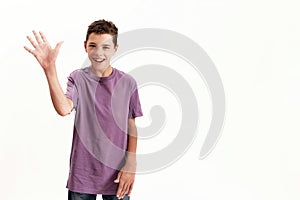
{"left": 65, "top": 66, "right": 143, "bottom": 194}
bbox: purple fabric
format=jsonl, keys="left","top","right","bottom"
{"left": 65, "top": 67, "right": 143, "bottom": 194}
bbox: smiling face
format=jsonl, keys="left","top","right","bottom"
{"left": 84, "top": 33, "right": 118, "bottom": 75}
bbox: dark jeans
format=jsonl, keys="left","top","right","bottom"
{"left": 68, "top": 190, "right": 130, "bottom": 200}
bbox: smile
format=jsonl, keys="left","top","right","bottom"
{"left": 93, "top": 58, "right": 105, "bottom": 63}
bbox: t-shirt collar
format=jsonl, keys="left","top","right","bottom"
{"left": 84, "top": 66, "right": 116, "bottom": 81}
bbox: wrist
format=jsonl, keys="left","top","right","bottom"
{"left": 123, "top": 153, "right": 137, "bottom": 172}
{"left": 44, "top": 65, "right": 57, "bottom": 77}
{"left": 125, "top": 152, "right": 136, "bottom": 164}
{"left": 125, "top": 159, "right": 137, "bottom": 167}
{"left": 123, "top": 162, "right": 137, "bottom": 173}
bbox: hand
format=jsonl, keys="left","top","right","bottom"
{"left": 24, "top": 30, "right": 63, "bottom": 71}
{"left": 114, "top": 166, "right": 136, "bottom": 199}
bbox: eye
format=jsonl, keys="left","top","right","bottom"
{"left": 88, "top": 44, "right": 96, "bottom": 47}
{"left": 103, "top": 46, "right": 110, "bottom": 50}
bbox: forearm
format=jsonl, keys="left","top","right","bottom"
{"left": 116, "top": 122, "right": 137, "bottom": 197}
{"left": 44, "top": 66, "right": 73, "bottom": 116}
{"left": 127, "top": 134, "right": 137, "bottom": 163}
{"left": 125, "top": 119, "right": 138, "bottom": 168}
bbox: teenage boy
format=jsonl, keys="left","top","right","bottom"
{"left": 24, "top": 19, "right": 143, "bottom": 200}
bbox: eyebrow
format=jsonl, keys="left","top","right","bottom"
{"left": 88, "top": 42, "right": 112, "bottom": 46}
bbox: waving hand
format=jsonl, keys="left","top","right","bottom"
{"left": 24, "top": 30, "right": 63, "bottom": 71}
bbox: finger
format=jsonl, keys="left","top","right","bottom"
{"left": 26, "top": 35, "right": 38, "bottom": 49}
{"left": 33, "top": 30, "right": 43, "bottom": 45}
{"left": 120, "top": 183, "right": 129, "bottom": 199}
{"left": 128, "top": 182, "right": 134, "bottom": 196}
{"left": 39, "top": 31, "right": 49, "bottom": 44}
{"left": 54, "top": 41, "right": 64, "bottom": 51}
{"left": 24, "top": 46, "right": 34, "bottom": 54}
{"left": 114, "top": 172, "right": 122, "bottom": 183}
{"left": 119, "top": 185, "right": 126, "bottom": 199}
{"left": 116, "top": 182, "right": 124, "bottom": 199}
{"left": 53, "top": 41, "right": 64, "bottom": 58}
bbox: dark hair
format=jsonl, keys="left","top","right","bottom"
{"left": 86, "top": 19, "right": 118, "bottom": 46}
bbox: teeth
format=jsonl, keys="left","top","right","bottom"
{"left": 94, "top": 58, "right": 105, "bottom": 63}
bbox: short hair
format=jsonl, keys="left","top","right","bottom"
{"left": 86, "top": 19, "right": 118, "bottom": 46}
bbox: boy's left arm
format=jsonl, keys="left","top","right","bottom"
{"left": 114, "top": 118, "right": 137, "bottom": 199}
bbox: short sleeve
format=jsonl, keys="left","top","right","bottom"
{"left": 128, "top": 83, "right": 143, "bottom": 118}
{"left": 65, "top": 72, "right": 79, "bottom": 111}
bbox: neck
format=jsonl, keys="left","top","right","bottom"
{"left": 91, "top": 65, "right": 113, "bottom": 77}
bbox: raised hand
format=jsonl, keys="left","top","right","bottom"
{"left": 24, "top": 31, "right": 72, "bottom": 116}
{"left": 24, "top": 30, "right": 63, "bottom": 71}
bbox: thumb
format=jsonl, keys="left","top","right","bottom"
{"left": 114, "top": 171, "right": 122, "bottom": 183}
{"left": 54, "top": 41, "right": 64, "bottom": 51}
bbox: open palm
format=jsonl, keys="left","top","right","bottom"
{"left": 24, "top": 31, "right": 63, "bottom": 71}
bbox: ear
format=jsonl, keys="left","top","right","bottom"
{"left": 114, "top": 44, "right": 119, "bottom": 53}
{"left": 84, "top": 41, "right": 87, "bottom": 52}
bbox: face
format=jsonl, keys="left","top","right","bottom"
{"left": 84, "top": 33, "right": 118, "bottom": 71}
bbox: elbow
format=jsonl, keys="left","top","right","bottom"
{"left": 58, "top": 111, "right": 70, "bottom": 117}
{"left": 56, "top": 107, "right": 72, "bottom": 117}
{"left": 57, "top": 99, "right": 74, "bottom": 116}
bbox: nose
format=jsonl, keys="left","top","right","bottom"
{"left": 94, "top": 46, "right": 104, "bottom": 56}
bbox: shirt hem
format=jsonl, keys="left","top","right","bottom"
{"left": 66, "top": 186, "right": 117, "bottom": 195}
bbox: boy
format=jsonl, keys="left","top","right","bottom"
{"left": 24, "top": 19, "right": 143, "bottom": 200}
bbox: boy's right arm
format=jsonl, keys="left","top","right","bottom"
{"left": 24, "top": 30, "right": 73, "bottom": 116}
{"left": 44, "top": 67, "right": 74, "bottom": 116}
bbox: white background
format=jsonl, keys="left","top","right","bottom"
{"left": 1, "top": 0, "right": 300, "bottom": 199}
